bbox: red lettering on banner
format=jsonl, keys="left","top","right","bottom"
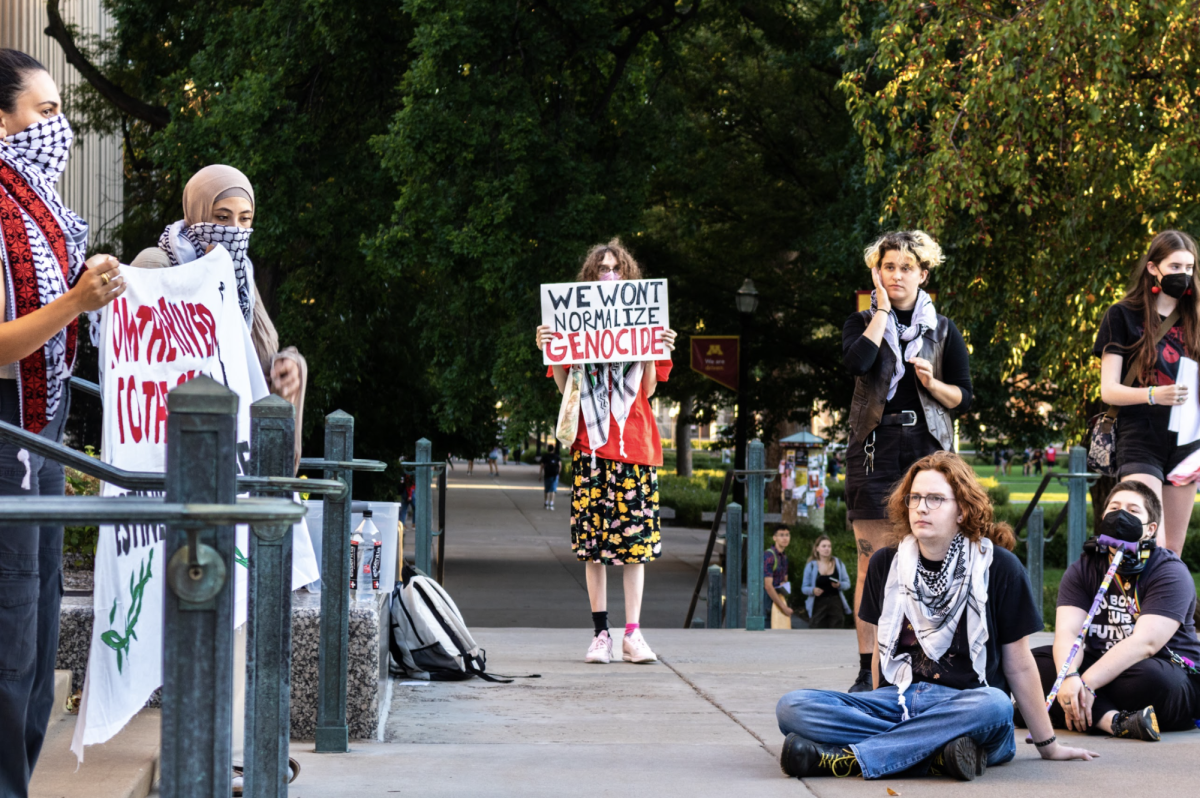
{"left": 584, "top": 331, "right": 599, "bottom": 361}
{"left": 126, "top": 375, "right": 142, "bottom": 443}
{"left": 639, "top": 327, "right": 651, "bottom": 355}
{"left": 615, "top": 329, "right": 630, "bottom": 356}
{"left": 649, "top": 326, "right": 665, "bottom": 355}
{"left": 600, "top": 330, "right": 615, "bottom": 360}
{"left": 116, "top": 376, "right": 126, "bottom": 444}
{"left": 545, "top": 333, "right": 567, "bottom": 363}
{"left": 568, "top": 333, "right": 583, "bottom": 361}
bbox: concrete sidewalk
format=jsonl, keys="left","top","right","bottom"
{"left": 288, "top": 628, "right": 1200, "bottom": 796}
{"left": 419, "top": 461, "right": 717, "bottom": 629}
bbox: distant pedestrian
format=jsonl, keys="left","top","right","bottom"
{"left": 801, "top": 535, "right": 851, "bottom": 629}
{"left": 993, "top": 447, "right": 1003, "bottom": 478}
{"left": 540, "top": 443, "right": 562, "bottom": 510}
{"left": 1004, "top": 447, "right": 1014, "bottom": 476}
{"left": 764, "top": 527, "right": 794, "bottom": 625}
{"left": 397, "top": 466, "right": 415, "bottom": 526}
{"left": 535, "top": 238, "right": 677, "bottom": 665}
{"left": 1033, "top": 448, "right": 1044, "bottom": 475}
{"left": 488, "top": 446, "right": 501, "bottom": 476}
{"left": 1046, "top": 445, "right": 1056, "bottom": 469}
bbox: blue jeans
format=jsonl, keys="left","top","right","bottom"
{"left": 0, "top": 381, "right": 68, "bottom": 797}
{"left": 776, "top": 683, "right": 1016, "bottom": 779}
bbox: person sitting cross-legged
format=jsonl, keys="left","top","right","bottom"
{"left": 1021, "top": 480, "right": 1200, "bottom": 741}
{"left": 775, "top": 451, "right": 1097, "bottom": 781}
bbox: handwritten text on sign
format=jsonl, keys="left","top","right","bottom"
{"left": 541, "top": 279, "right": 670, "bottom": 365}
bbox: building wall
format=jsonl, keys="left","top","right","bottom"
{"left": 1, "top": 0, "right": 123, "bottom": 244}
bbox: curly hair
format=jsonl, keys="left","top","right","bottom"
{"left": 576, "top": 237, "right": 643, "bottom": 282}
{"left": 863, "top": 230, "right": 945, "bottom": 272}
{"left": 886, "top": 451, "right": 1016, "bottom": 551}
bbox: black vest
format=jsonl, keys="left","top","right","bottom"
{"left": 848, "top": 311, "right": 955, "bottom": 450}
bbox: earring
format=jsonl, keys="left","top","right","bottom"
{"left": 1152, "top": 286, "right": 1161, "bottom": 294}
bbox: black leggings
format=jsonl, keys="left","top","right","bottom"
{"left": 1026, "top": 645, "right": 1200, "bottom": 732}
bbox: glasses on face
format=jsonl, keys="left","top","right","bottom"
{"left": 903, "top": 493, "right": 953, "bottom": 510}
{"left": 598, "top": 266, "right": 619, "bottom": 274}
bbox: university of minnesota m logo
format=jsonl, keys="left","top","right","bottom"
{"left": 706, "top": 344, "right": 724, "bottom": 356}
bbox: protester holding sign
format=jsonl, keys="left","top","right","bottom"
{"left": 1094, "top": 230, "right": 1200, "bottom": 555}
{"left": 130, "top": 164, "right": 308, "bottom": 474}
{"left": 535, "top": 239, "right": 677, "bottom": 665}
{"left": 841, "top": 230, "right": 973, "bottom": 693}
{"left": 0, "top": 49, "right": 126, "bottom": 797}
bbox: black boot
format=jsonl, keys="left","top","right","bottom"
{"left": 929, "top": 735, "right": 987, "bottom": 781}
{"left": 1111, "top": 706, "right": 1161, "bottom": 741}
{"left": 847, "top": 668, "right": 872, "bottom": 693}
{"left": 780, "top": 734, "right": 862, "bottom": 778}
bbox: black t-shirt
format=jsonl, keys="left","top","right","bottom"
{"left": 841, "top": 309, "right": 974, "bottom": 415}
{"left": 1058, "top": 547, "right": 1200, "bottom": 664}
{"left": 1092, "top": 302, "right": 1189, "bottom": 423}
{"left": 540, "top": 452, "right": 561, "bottom": 478}
{"left": 859, "top": 544, "right": 1043, "bottom": 693}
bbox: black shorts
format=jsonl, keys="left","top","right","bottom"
{"left": 845, "top": 421, "right": 942, "bottom": 521}
{"left": 1115, "top": 413, "right": 1200, "bottom": 482}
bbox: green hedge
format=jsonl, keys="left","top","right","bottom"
{"left": 658, "top": 473, "right": 721, "bottom": 526}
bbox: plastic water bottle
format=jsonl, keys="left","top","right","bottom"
{"left": 354, "top": 510, "right": 382, "bottom": 602}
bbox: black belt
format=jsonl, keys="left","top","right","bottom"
{"left": 878, "top": 410, "right": 920, "bottom": 427}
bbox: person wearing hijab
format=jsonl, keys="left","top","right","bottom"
{"left": 130, "top": 165, "right": 307, "bottom": 471}
{"left": 0, "top": 49, "right": 125, "bottom": 796}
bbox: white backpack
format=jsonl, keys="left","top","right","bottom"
{"left": 389, "top": 566, "right": 505, "bottom": 682}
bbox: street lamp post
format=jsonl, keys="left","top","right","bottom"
{"left": 733, "top": 278, "right": 759, "bottom": 506}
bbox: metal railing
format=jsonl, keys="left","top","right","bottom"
{"left": 683, "top": 439, "right": 775, "bottom": 630}
{"left": 0, "top": 374, "right": 389, "bottom": 792}
{"left": 400, "top": 438, "right": 448, "bottom": 580}
{"left": 1013, "top": 445, "right": 1100, "bottom": 573}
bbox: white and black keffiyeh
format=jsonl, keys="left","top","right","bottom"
{"left": 871, "top": 287, "right": 937, "bottom": 401}
{"left": 0, "top": 115, "right": 88, "bottom": 430}
{"left": 158, "top": 220, "right": 255, "bottom": 322}
{"left": 576, "top": 360, "right": 644, "bottom": 465}
{"left": 876, "top": 534, "right": 993, "bottom": 719}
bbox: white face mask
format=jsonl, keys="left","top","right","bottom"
{"left": 599, "top": 270, "right": 619, "bottom": 282}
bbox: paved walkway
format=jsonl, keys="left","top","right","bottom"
{"left": 278, "top": 461, "right": 1200, "bottom": 796}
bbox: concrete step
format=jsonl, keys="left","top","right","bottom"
{"left": 29, "top": 708, "right": 160, "bottom": 798}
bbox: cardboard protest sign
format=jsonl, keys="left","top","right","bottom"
{"left": 541, "top": 278, "right": 669, "bottom": 366}
{"left": 72, "top": 247, "right": 319, "bottom": 759}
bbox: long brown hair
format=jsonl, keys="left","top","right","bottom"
{"left": 807, "top": 534, "right": 833, "bottom": 563}
{"left": 1115, "top": 230, "right": 1200, "bottom": 383}
{"left": 886, "top": 451, "right": 1016, "bottom": 551}
{"left": 576, "top": 237, "right": 643, "bottom": 282}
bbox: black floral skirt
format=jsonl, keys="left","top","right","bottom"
{"left": 570, "top": 449, "right": 662, "bottom": 565}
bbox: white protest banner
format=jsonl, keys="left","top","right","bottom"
{"left": 541, "top": 278, "right": 669, "bottom": 366}
{"left": 72, "top": 247, "right": 318, "bottom": 759}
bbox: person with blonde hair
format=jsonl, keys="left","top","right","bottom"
{"left": 800, "top": 535, "right": 851, "bottom": 628}
{"left": 535, "top": 238, "right": 677, "bottom": 664}
{"left": 841, "top": 230, "right": 973, "bottom": 692}
{"left": 776, "top": 452, "right": 1097, "bottom": 781}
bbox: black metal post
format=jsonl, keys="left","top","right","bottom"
{"left": 316, "top": 410, "right": 353, "bottom": 753}
{"left": 245, "top": 396, "right": 295, "bottom": 797}
{"left": 161, "top": 376, "right": 239, "bottom": 798}
{"left": 706, "top": 565, "right": 722, "bottom": 630}
{"left": 725, "top": 503, "right": 743, "bottom": 629}
{"left": 734, "top": 314, "right": 750, "bottom": 506}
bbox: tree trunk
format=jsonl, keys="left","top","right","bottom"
{"left": 676, "top": 394, "right": 693, "bottom": 477}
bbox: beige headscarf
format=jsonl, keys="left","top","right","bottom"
{"left": 183, "top": 164, "right": 255, "bottom": 227}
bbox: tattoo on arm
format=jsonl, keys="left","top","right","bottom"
{"left": 858, "top": 538, "right": 874, "bottom": 557}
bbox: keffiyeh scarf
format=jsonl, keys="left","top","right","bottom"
{"left": 876, "top": 534, "right": 993, "bottom": 720}
{"left": 158, "top": 220, "right": 255, "bottom": 323}
{"left": 0, "top": 115, "right": 88, "bottom": 432}
{"left": 577, "top": 361, "right": 644, "bottom": 465}
{"left": 871, "top": 288, "right": 937, "bottom": 401}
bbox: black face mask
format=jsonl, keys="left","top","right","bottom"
{"left": 1159, "top": 272, "right": 1191, "bottom": 299}
{"left": 1097, "top": 509, "right": 1145, "bottom": 543}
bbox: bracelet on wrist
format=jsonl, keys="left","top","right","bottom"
{"left": 1149, "top": 386, "right": 1157, "bottom": 406}
{"left": 1078, "top": 676, "right": 1097, "bottom": 697}
{"left": 1033, "top": 735, "right": 1057, "bottom": 749}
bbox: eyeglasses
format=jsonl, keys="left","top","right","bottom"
{"left": 598, "top": 266, "right": 620, "bottom": 274}
{"left": 903, "top": 493, "right": 953, "bottom": 510}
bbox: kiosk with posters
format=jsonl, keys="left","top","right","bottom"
{"left": 779, "top": 430, "right": 826, "bottom": 530}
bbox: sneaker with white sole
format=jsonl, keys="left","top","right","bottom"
{"left": 622, "top": 629, "right": 657, "bottom": 663}
{"left": 585, "top": 630, "right": 613, "bottom": 664}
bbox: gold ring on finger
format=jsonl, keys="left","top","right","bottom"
{"left": 100, "top": 273, "right": 111, "bottom": 285}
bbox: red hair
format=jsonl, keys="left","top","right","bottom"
{"left": 886, "top": 451, "right": 1016, "bottom": 551}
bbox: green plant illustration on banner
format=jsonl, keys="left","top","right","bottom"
{"left": 100, "top": 549, "right": 155, "bottom": 674}
{"left": 235, "top": 547, "right": 249, "bottom": 569}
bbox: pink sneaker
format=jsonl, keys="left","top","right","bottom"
{"left": 585, "top": 630, "right": 613, "bottom": 664}
{"left": 622, "top": 629, "right": 657, "bottom": 663}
